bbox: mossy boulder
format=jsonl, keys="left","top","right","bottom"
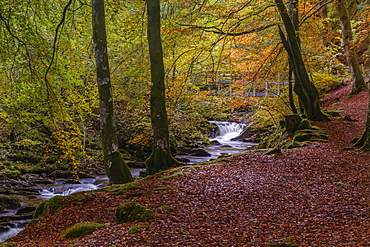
{"left": 293, "top": 130, "right": 312, "bottom": 142}
{"left": 59, "top": 222, "right": 107, "bottom": 239}
{"left": 102, "top": 181, "right": 141, "bottom": 195}
{"left": 33, "top": 195, "right": 64, "bottom": 219}
{"left": 2, "top": 168, "right": 22, "bottom": 179}
{"left": 116, "top": 202, "right": 155, "bottom": 224}
{"left": 0, "top": 196, "right": 22, "bottom": 212}
{"left": 297, "top": 119, "right": 311, "bottom": 130}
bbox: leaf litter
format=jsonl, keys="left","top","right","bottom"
{"left": 8, "top": 84, "right": 370, "bottom": 246}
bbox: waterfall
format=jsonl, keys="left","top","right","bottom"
{"left": 209, "top": 121, "right": 246, "bottom": 141}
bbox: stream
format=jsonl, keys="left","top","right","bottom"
{"left": 0, "top": 121, "right": 256, "bottom": 242}
{"left": 176, "top": 121, "right": 257, "bottom": 163}
{"left": 0, "top": 168, "right": 144, "bottom": 242}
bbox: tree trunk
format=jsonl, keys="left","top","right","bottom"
{"left": 355, "top": 86, "right": 370, "bottom": 151}
{"left": 336, "top": 0, "right": 366, "bottom": 95}
{"left": 320, "top": 5, "right": 330, "bottom": 47}
{"left": 284, "top": 114, "right": 301, "bottom": 133}
{"left": 275, "top": 0, "right": 327, "bottom": 121}
{"left": 145, "top": 0, "right": 180, "bottom": 175}
{"left": 92, "top": 0, "right": 133, "bottom": 184}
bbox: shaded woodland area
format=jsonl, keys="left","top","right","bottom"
{"left": 0, "top": 0, "right": 370, "bottom": 245}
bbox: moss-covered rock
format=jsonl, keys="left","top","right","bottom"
{"left": 124, "top": 192, "right": 144, "bottom": 199}
{"left": 102, "top": 181, "right": 141, "bottom": 195}
{"left": 293, "top": 131, "right": 312, "bottom": 142}
{"left": 116, "top": 202, "right": 154, "bottom": 224}
{"left": 159, "top": 172, "right": 188, "bottom": 181}
{"left": 33, "top": 195, "right": 64, "bottom": 219}
{"left": 297, "top": 119, "right": 311, "bottom": 130}
{"left": 0, "top": 196, "right": 22, "bottom": 212}
{"left": 2, "top": 168, "right": 22, "bottom": 179}
{"left": 59, "top": 222, "right": 107, "bottom": 239}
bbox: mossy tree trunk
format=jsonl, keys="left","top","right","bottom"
{"left": 144, "top": 0, "right": 180, "bottom": 175}
{"left": 336, "top": 0, "right": 366, "bottom": 95}
{"left": 275, "top": 0, "right": 327, "bottom": 121}
{"left": 355, "top": 86, "right": 370, "bottom": 151}
{"left": 92, "top": 0, "right": 133, "bottom": 184}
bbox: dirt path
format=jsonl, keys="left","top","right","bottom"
{"left": 7, "top": 84, "right": 370, "bottom": 246}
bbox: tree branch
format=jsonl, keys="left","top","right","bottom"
{"left": 0, "top": 11, "right": 34, "bottom": 74}
{"left": 44, "top": 0, "right": 73, "bottom": 86}
{"left": 177, "top": 23, "right": 276, "bottom": 36}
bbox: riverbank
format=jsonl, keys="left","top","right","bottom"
{"left": 5, "top": 83, "right": 370, "bottom": 246}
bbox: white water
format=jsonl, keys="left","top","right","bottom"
{"left": 176, "top": 121, "right": 256, "bottom": 163}
{"left": 0, "top": 168, "right": 144, "bottom": 243}
{"left": 38, "top": 168, "right": 144, "bottom": 199}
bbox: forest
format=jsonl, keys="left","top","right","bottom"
{"left": 0, "top": 0, "right": 370, "bottom": 245}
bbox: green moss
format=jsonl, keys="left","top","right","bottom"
{"left": 0, "top": 243, "right": 16, "bottom": 247}
{"left": 159, "top": 172, "right": 187, "bottom": 180}
{"left": 128, "top": 225, "right": 148, "bottom": 234}
{"left": 102, "top": 181, "right": 141, "bottom": 195}
{"left": 293, "top": 131, "right": 311, "bottom": 142}
{"left": 323, "top": 110, "right": 341, "bottom": 117}
{"left": 264, "top": 148, "right": 283, "bottom": 155}
{"left": 312, "top": 126, "right": 329, "bottom": 134}
{"left": 125, "top": 192, "right": 144, "bottom": 199}
{"left": 33, "top": 196, "right": 64, "bottom": 219}
{"left": 158, "top": 165, "right": 201, "bottom": 175}
{"left": 258, "top": 127, "right": 290, "bottom": 150}
{"left": 116, "top": 202, "right": 155, "bottom": 224}
{"left": 17, "top": 164, "right": 45, "bottom": 175}
{"left": 158, "top": 205, "right": 174, "bottom": 211}
{"left": 283, "top": 141, "right": 311, "bottom": 149}
{"left": 2, "top": 168, "right": 22, "bottom": 179}
{"left": 297, "top": 119, "right": 311, "bottom": 130}
{"left": 343, "top": 114, "right": 357, "bottom": 121}
{"left": 107, "top": 151, "right": 134, "bottom": 184}
{"left": 60, "top": 222, "right": 107, "bottom": 239}
{"left": 0, "top": 196, "right": 22, "bottom": 212}
{"left": 350, "top": 137, "right": 359, "bottom": 143}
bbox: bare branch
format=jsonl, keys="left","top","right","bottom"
{"left": 44, "top": 0, "right": 74, "bottom": 85}
{"left": 300, "top": 0, "right": 333, "bottom": 26}
{"left": 177, "top": 23, "right": 276, "bottom": 36}
{"left": 0, "top": 12, "right": 34, "bottom": 74}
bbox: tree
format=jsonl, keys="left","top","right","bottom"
{"left": 335, "top": 0, "right": 366, "bottom": 95}
{"left": 92, "top": 0, "right": 133, "bottom": 183}
{"left": 275, "top": 0, "right": 328, "bottom": 121}
{"left": 144, "top": 0, "right": 181, "bottom": 175}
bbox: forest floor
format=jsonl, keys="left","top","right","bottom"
{"left": 7, "top": 83, "right": 370, "bottom": 247}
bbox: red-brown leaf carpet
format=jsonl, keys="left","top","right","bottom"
{"left": 7, "top": 83, "right": 370, "bottom": 246}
